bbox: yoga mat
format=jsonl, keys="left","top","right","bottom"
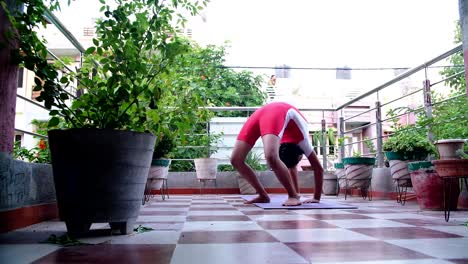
{"left": 240, "top": 194, "right": 358, "bottom": 209}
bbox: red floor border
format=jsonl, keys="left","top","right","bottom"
{"left": 0, "top": 203, "right": 58, "bottom": 233}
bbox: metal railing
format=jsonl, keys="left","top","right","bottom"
{"left": 13, "top": 8, "right": 466, "bottom": 171}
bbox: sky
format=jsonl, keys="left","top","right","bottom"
{"left": 52, "top": 0, "right": 461, "bottom": 106}
{"left": 191, "top": 0, "right": 460, "bottom": 68}
{"left": 54, "top": 0, "right": 460, "bottom": 69}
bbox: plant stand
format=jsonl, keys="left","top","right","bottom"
{"left": 344, "top": 178, "right": 373, "bottom": 201}
{"left": 389, "top": 159, "right": 412, "bottom": 206}
{"left": 385, "top": 151, "right": 428, "bottom": 206}
{"left": 334, "top": 163, "right": 346, "bottom": 197}
{"left": 198, "top": 178, "right": 218, "bottom": 195}
{"left": 394, "top": 177, "right": 411, "bottom": 206}
{"left": 194, "top": 158, "right": 218, "bottom": 195}
{"left": 433, "top": 159, "right": 468, "bottom": 221}
{"left": 142, "top": 178, "right": 169, "bottom": 205}
{"left": 342, "top": 157, "right": 375, "bottom": 201}
{"left": 143, "top": 159, "right": 171, "bottom": 204}
{"left": 442, "top": 177, "right": 468, "bottom": 221}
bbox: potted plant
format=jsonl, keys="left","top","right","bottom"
{"left": 341, "top": 137, "right": 376, "bottom": 199}
{"left": 342, "top": 154, "right": 375, "bottom": 188}
{"left": 4, "top": 0, "right": 207, "bottom": 236}
{"left": 144, "top": 132, "right": 176, "bottom": 203}
{"left": 408, "top": 161, "right": 459, "bottom": 210}
{"left": 334, "top": 162, "right": 346, "bottom": 195}
{"left": 383, "top": 127, "right": 435, "bottom": 197}
{"left": 194, "top": 132, "right": 221, "bottom": 194}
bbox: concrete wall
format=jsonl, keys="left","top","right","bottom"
{"left": 0, "top": 152, "right": 396, "bottom": 211}
{"left": 0, "top": 153, "right": 56, "bottom": 211}
{"left": 166, "top": 170, "right": 317, "bottom": 190}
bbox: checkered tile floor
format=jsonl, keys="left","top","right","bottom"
{"left": 1, "top": 195, "right": 468, "bottom": 264}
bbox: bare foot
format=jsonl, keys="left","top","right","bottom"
{"left": 282, "top": 197, "right": 302, "bottom": 206}
{"left": 303, "top": 198, "right": 320, "bottom": 203}
{"left": 244, "top": 195, "right": 270, "bottom": 204}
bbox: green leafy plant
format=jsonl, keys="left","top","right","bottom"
{"left": 13, "top": 141, "right": 35, "bottom": 161}
{"left": 456, "top": 149, "right": 468, "bottom": 159}
{"left": 245, "top": 151, "right": 267, "bottom": 171}
{"left": 152, "top": 131, "right": 176, "bottom": 160}
{"left": 170, "top": 43, "right": 266, "bottom": 117}
{"left": 363, "top": 137, "right": 376, "bottom": 156}
{"left": 417, "top": 22, "right": 467, "bottom": 150}
{"left": 218, "top": 151, "right": 267, "bottom": 172}
{"left": 383, "top": 107, "right": 436, "bottom": 155}
{"left": 3, "top": 0, "right": 209, "bottom": 132}
{"left": 13, "top": 139, "right": 50, "bottom": 163}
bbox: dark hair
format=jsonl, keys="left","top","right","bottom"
{"left": 279, "top": 143, "right": 303, "bottom": 168}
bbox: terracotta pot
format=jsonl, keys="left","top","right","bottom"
{"left": 409, "top": 161, "right": 459, "bottom": 210}
{"left": 434, "top": 139, "right": 465, "bottom": 160}
{"left": 432, "top": 159, "right": 468, "bottom": 177}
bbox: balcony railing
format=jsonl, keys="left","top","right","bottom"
{"left": 14, "top": 8, "right": 466, "bottom": 172}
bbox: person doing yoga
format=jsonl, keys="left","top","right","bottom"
{"left": 230, "top": 102, "right": 324, "bottom": 206}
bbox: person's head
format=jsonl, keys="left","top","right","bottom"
{"left": 279, "top": 143, "right": 303, "bottom": 168}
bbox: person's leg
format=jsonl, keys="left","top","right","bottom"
{"left": 289, "top": 167, "right": 300, "bottom": 194}
{"left": 231, "top": 140, "right": 269, "bottom": 204}
{"left": 262, "top": 134, "right": 301, "bottom": 206}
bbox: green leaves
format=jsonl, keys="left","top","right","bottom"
{"left": 42, "top": 234, "right": 89, "bottom": 247}
{"left": 133, "top": 225, "right": 154, "bottom": 233}
{"left": 48, "top": 116, "right": 60, "bottom": 127}
{"left": 84, "top": 46, "right": 96, "bottom": 55}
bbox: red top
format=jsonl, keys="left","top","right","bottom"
{"left": 237, "top": 102, "right": 314, "bottom": 156}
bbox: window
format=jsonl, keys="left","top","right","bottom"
{"left": 15, "top": 134, "right": 22, "bottom": 142}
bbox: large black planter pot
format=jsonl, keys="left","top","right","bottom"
{"left": 48, "top": 128, "right": 156, "bottom": 236}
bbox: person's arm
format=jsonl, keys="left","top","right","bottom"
{"left": 306, "top": 151, "right": 323, "bottom": 201}
{"left": 289, "top": 166, "right": 299, "bottom": 194}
